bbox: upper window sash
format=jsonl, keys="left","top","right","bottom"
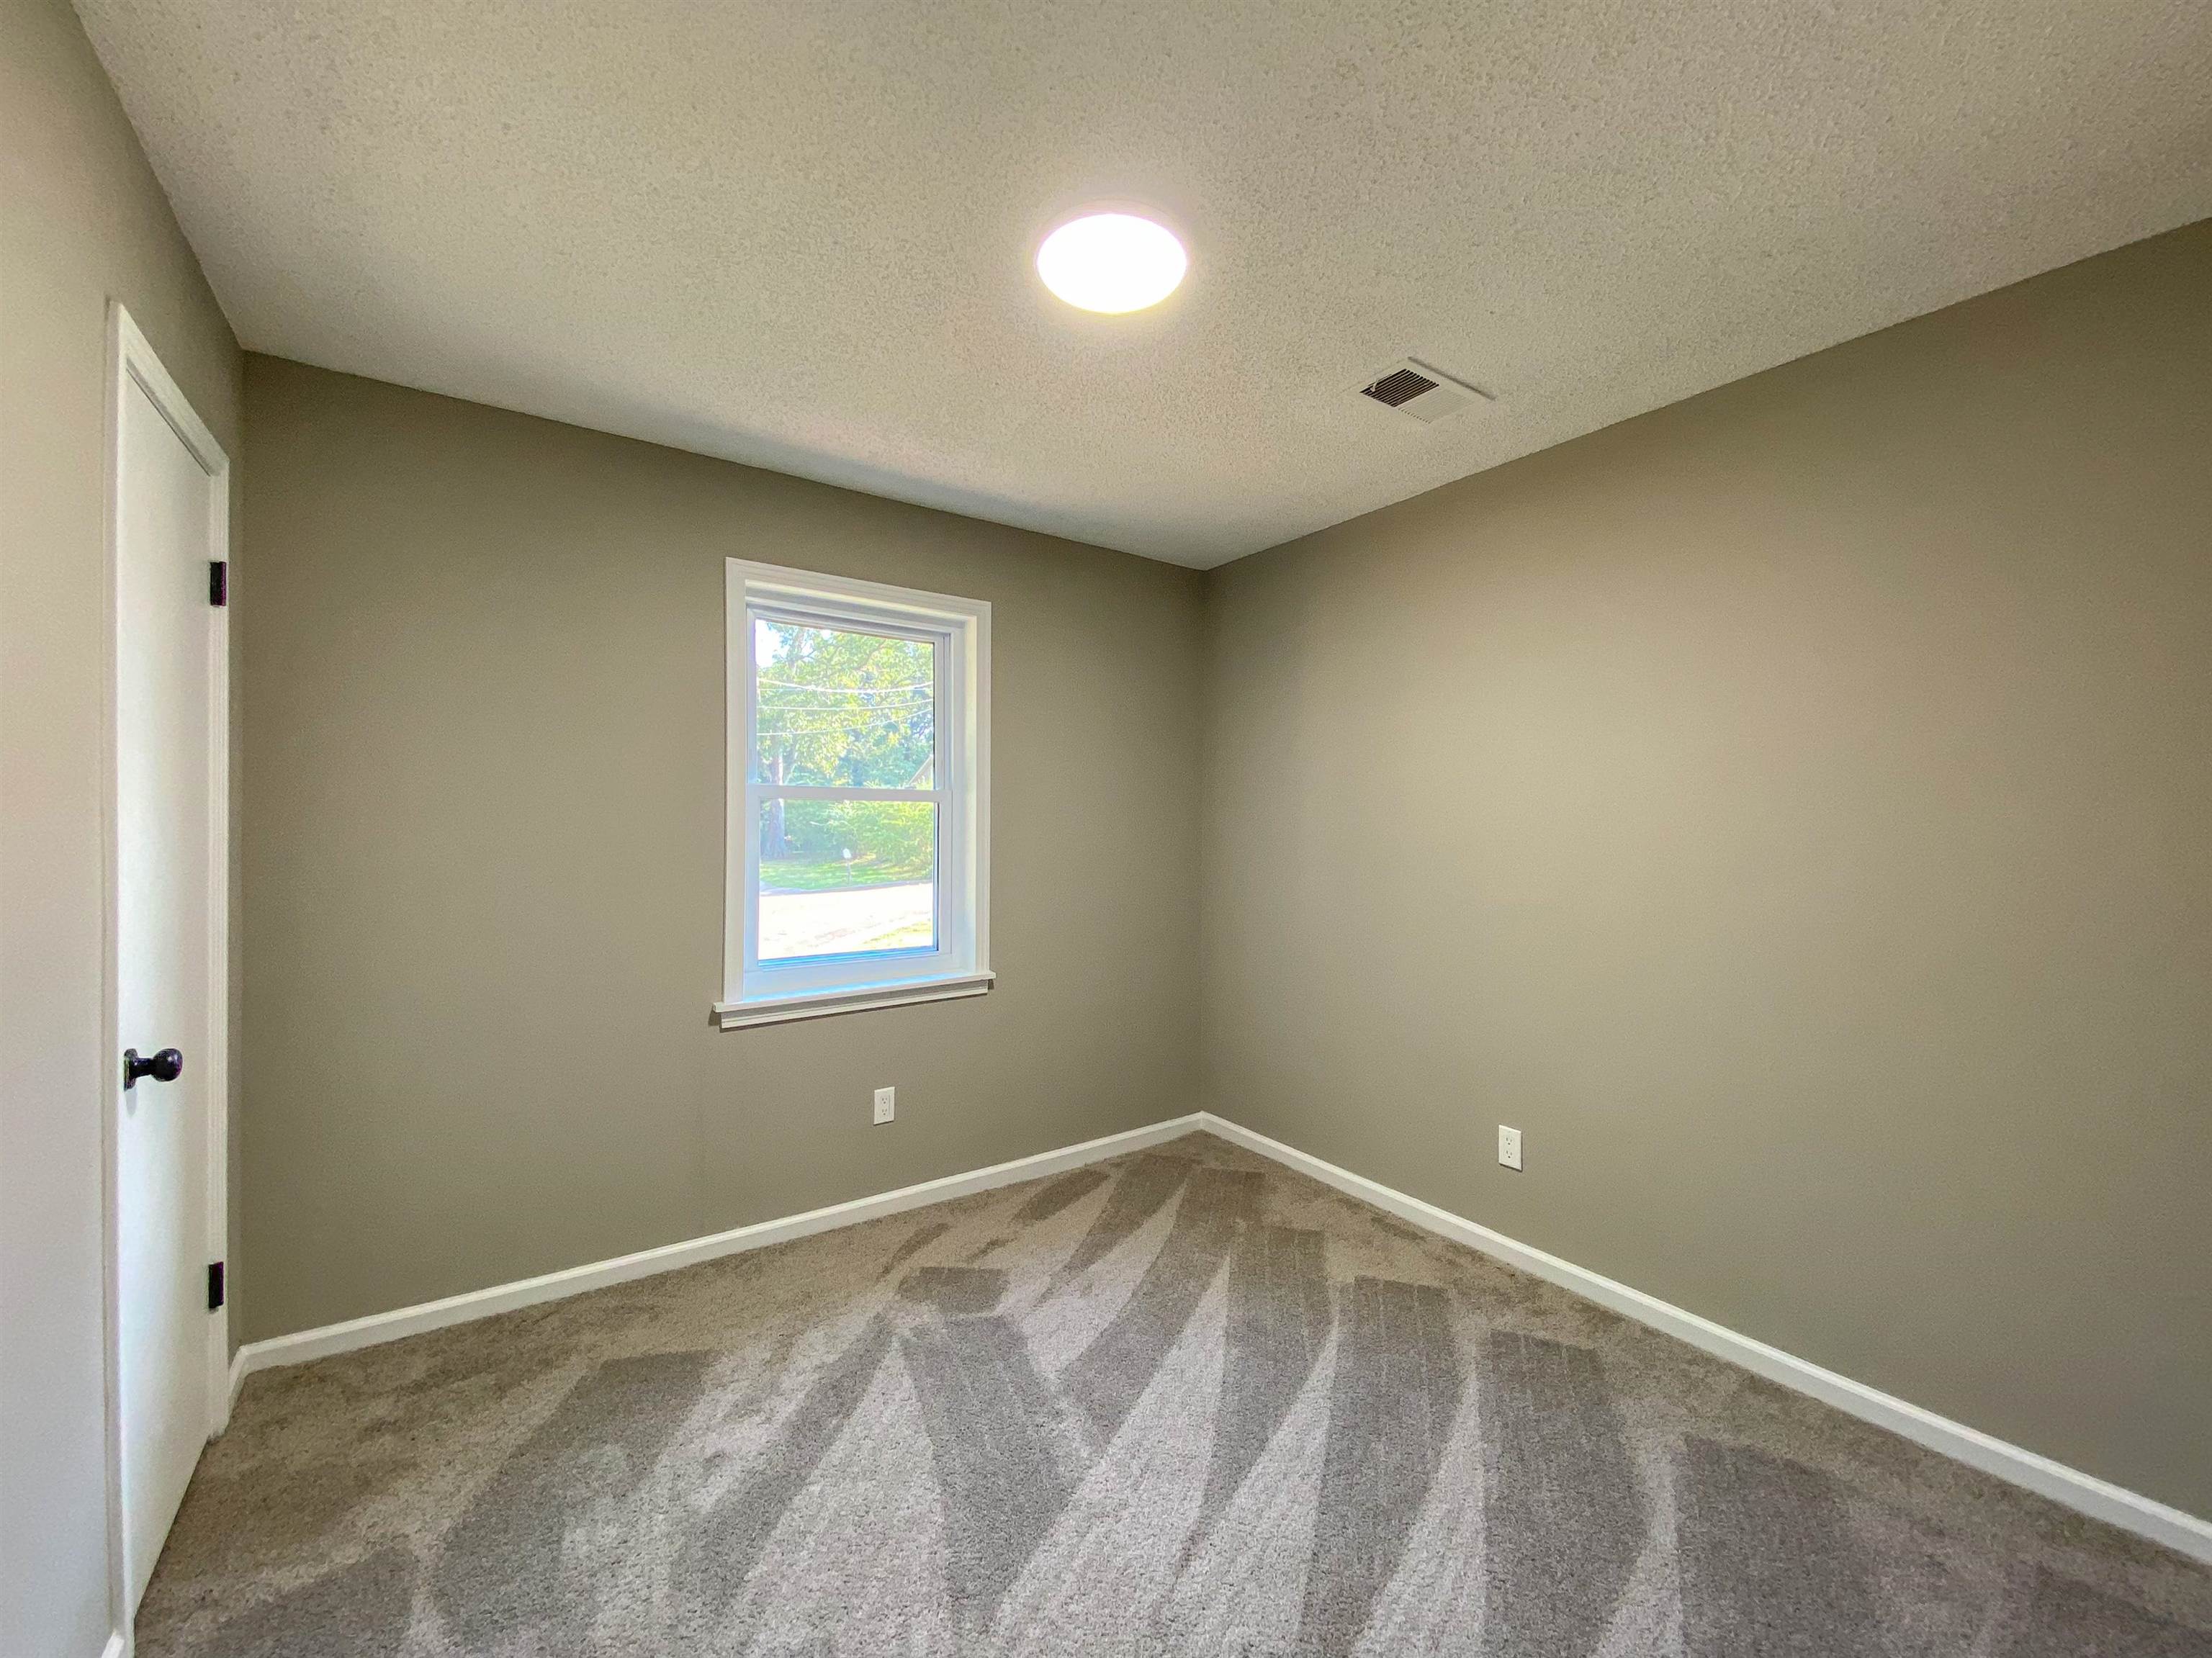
{"left": 743, "top": 601, "right": 948, "bottom": 795}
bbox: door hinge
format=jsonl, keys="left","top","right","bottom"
{"left": 209, "top": 560, "right": 228, "bottom": 606}
{"left": 207, "top": 1260, "right": 225, "bottom": 1311}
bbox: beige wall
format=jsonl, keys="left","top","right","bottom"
{"left": 0, "top": 0, "right": 243, "bottom": 1651}
{"left": 1201, "top": 220, "right": 2212, "bottom": 1518}
{"left": 239, "top": 356, "right": 1203, "bottom": 1341}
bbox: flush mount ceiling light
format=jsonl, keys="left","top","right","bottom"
{"left": 1035, "top": 212, "right": 1187, "bottom": 313}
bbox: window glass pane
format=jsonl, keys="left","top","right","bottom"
{"left": 757, "top": 798, "right": 937, "bottom": 961}
{"left": 753, "top": 618, "right": 935, "bottom": 788}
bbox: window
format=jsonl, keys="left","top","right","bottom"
{"left": 718, "top": 560, "right": 990, "bottom": 1028}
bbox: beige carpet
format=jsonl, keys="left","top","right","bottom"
{"left": 141, "top": 1132, "right": 2212, "bottom": 1655}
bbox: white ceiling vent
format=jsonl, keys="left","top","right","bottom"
{"left": 1353, "top": 359, "right": 1493, "bottom": 424}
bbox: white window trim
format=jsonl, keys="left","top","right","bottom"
{"left": 716, "top": 559, "right": 991, "bottom": 1030}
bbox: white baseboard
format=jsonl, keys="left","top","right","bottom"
{"left": 227, "top": 1344, "right": 248, "bottom": 1416}
{"left": 226, "top": 1103, "right": 2209, "bottom": 1564}
{"left": 233, "top": 1113, "right": 1202, "bottom": 1381}
{"left": 102, "top": 1632, "right": 127, "bottom": 1658}
{"left": 1195, "top": 1111, "right": 2212, "bottom": 1566}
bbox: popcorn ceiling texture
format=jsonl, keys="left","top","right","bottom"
{"left": 73, "top": 0, "right": 2212, "bottom": 566}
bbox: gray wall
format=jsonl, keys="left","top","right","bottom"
{"left": 1201, "top": 220, "right": 2212, "bottom": 1518}
{"left": 0, "top": 0, "right": 243, "bottom": 1652}
{"left": 239, "top": 356, "right": 1204, "bottom": 1342}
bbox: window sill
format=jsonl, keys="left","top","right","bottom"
{"left": 713, "top": 971, "right": 994, "bottom": 1031}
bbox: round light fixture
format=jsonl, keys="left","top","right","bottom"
{"left": 1035, "top": 212, "right": 1187, "bottom": 314}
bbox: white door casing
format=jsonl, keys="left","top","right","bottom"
{"left": 104, "top": 305, "right": 230, "bottom": 1627}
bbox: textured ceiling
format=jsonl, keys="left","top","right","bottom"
{"left": 77, "top": 1, "right": 2212, "bottom": 567}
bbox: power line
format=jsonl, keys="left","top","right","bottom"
{"left": 755, "top": 679, "right": 930, "bottom": 695}
{"left": 758, "top": 718, "right": 932, "bottom": 735}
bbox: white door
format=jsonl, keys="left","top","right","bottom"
{"left": 112, "top": 316, "right": 227, "bottom": 1611}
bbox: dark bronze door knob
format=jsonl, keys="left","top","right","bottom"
{"left": 123, "top": 1047, "right": 184, "bottom": 1088}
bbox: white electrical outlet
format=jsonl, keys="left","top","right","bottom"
{"left": 873, "top": 1086, "right": 896, "bottom": 1125}
{"left": 1498, "top": 1125, "right": 1523, "bottom": 1171}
